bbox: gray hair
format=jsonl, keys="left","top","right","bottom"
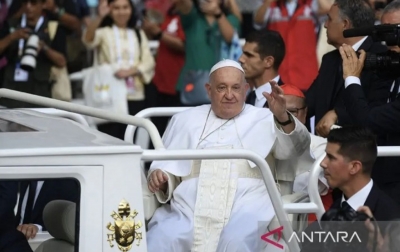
{"left": 334, "top": 0, "right": 375, "bottom": 28}
{"left": 382, "top": 0, "right": 400, "bottom": 16}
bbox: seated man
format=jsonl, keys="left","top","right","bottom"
{"left": 301, "top": 126, "right": 400, "bottom": 251}
{"left": 275, "top": 84, "right": 329, "bottom": 196}
{"left": 0, "top": 208, "right": 32, "bottom": 252}
{"left": 146, "top": 59, "right": 311, "bottom": 252}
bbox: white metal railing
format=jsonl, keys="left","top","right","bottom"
{"left": 0, "top": 89, "right": 299, "bottom": 251}
{"left": 124, "top": 108, "right": 324, "bottom": 214}
{"left": 124, "top": 107, "right": 190, "bottom": 144}
{"left": 3, "top": 90, "right": 399, "bottom": 252}
{"left": 0, "top": 89, "right": 164, "bottom": 150}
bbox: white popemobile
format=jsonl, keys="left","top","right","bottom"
{"left": 0, "top": 88, "right": 329, "bottom": 252}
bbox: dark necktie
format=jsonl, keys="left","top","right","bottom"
{"left": 390, "top": 78, "right": 400, "bottom": 102}
{"left": 23, "top": 181, "right": 38, "bottom": 224}
{"left": 246, "top": 90, "right": 256, "bottom": 106}
{"left": 340, "top": 201, "right": 354, "bottom": 213}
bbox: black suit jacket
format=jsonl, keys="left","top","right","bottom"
{"left": 343, "top": 84, "right": 400, "bottom": 188}
{"left": 301, "top": 183, "right": 400, "bottom": 252}
{"left": 0, "top": 181, "right": 18, "bottom": 228}
{"left": 330, "top": 183, "right": 400, "bottom": 221}
{"left": 246, "top": 77, "right": 284, "bottom": 107}
{"left": 0, "top": 215, "right": 32, "bottom": 252}
{"left": 306, "top": 37, "right": 392, "bottom": 127}
{"left": 15, "top": 179, "right": 80, "bottom": 229}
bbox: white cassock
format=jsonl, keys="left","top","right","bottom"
{"left": 292, "top": 134, "right": 329, "bottom": 195}
{"left": 275, "top": 134, "right": 329, "bottom": 195}
{"left": 146, "top": 104, "right": 310, "bottom": 252}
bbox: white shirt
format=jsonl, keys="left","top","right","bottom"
{"left": 253, "top": 75, "right": 280, "bottom": 108}
{"left": 344, "top": 36, "right": 369, "bottom": 88}
{"left": 20, "top": 181, "right": 44, "bottom": 231}
{"left": 341, "top": 179, "right": 373, "bottom": 211}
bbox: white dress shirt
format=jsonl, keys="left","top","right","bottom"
{"left": 253, "top": 75, "right": 280, "bottom": 108}
{"left": 20, "top": 181, "right": 44, "bottom": 231}
{"left": 344, "top": 36, "right": 369, "bottom": 88}
{"left": 341, "top": 179, "right": 373, "bottom": 210}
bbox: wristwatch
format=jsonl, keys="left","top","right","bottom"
{"left": 275, "top": 112, "right": 292, "bottom": 126}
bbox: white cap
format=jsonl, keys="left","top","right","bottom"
{"left": 209, "top": 59, "right": 244, "bottom": 76}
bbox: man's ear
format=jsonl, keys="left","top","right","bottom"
{"left": 342, "top": 18, "right": 351, "bottom": 30}
{"left": 205, "top": 83, "right": 212, "bottom": 98}
{"left": 349, "top": 160, "right": 363, "bottom": 175}
{"left": 263, "top": 56, "right": 274, "bottom": 69}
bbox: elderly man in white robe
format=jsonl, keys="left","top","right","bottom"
{"left": 146, "top": 59, "right": 311, "bottom": 252}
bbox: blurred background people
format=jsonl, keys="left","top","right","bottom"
{"left": 174, "top": 0, "right": 242, "bottom": 106}
{"left": 82, "top": 0, "right": 155, "bottom": 140}
{"left": 142, "top": 0, "right": 185, "bottom": 137}
{"left": 253, "top": 0, "right": 320, "bottom": 91}
{"left": 0, "top": 0, "right": 67, "bottom": 108}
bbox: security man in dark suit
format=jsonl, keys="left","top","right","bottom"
{"left": 239, "top": 29, "right": 285, "bottom": 108}
{"left": 306, "top": 0, "right": 392, "bottom": 136}
{"left": 301, "top": 126, "right": 400, "bottom": 252}
{"left": 337, "top": 1, "right": 400, "bottom": 205}
{"left": 0, "top": 213, "right": 33, "bottom": 252}
{"left": 0, "top": 179, "right": 80, "bottom": 240}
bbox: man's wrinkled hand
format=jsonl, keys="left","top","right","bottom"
{"left": 316, "top": 110, "right": 337, "bottom": 137}
{"left": 17, "top": 224, "right": 38, "bottom": 239}
{"left": 263, "top": 80, "right": 287, "bottom": 120}
{"left": 339, "top": 44, "right": 366, "bottom": 79}
{"left": 148, "top": 169, "right": 168, "bottom": 193}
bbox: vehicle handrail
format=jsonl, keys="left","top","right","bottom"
{"left": 287, "top": 146, "right": 400, "bottom": 221}
{"left": 142, "top": 148, "right": 300, "bottom": 252}
{"left": 0, "top": 89, "right": 164, "bottom": 149}
{"left": 124, "top": 107, "right": 191, "bottom": 143}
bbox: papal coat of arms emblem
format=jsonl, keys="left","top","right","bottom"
{"left": 106, "top": 199, "right": 143, "bottom": 251}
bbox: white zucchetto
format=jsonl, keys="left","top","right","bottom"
{"left": 209, "top": 59, "right": 244, "bottom": 76}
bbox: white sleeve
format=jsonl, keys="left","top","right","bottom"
{"left": 345, "top": 76, "right": 361, "bottom": 88}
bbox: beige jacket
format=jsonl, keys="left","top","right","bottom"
{"left": 82, "top": 26, "right": 155, "bottom": 101}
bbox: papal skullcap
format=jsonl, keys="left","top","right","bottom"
{"left": 209, "top": 59, "right": 244, "bottom": 76}
{"left": 280, "top": 84, "right": 305, "bottom": 98}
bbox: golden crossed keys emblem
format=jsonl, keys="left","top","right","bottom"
{"left": 106, "top": 199, "right": 143, "bottom": 251}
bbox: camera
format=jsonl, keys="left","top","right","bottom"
{"left": 20, "top": 34, "right": 40, "bottom": 71}
{"left": 343, "top": 24, "right": 400, "bottom": 77}
{"left": 318, "top": 208, "right": 372, "bottom": 252}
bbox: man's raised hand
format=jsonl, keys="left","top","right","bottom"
{"left": 263, "top": 80, "right": 287, "bottom": 120}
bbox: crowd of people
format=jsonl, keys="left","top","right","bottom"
{"left": 1, "top": 0, "right": 400, "bottom": 251}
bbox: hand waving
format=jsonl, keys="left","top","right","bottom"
{"left": 263, "top": 80, "right": 287, "bottom": 119}
{"left": 98, "top": 0, "right": 110, "bottom": 18}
